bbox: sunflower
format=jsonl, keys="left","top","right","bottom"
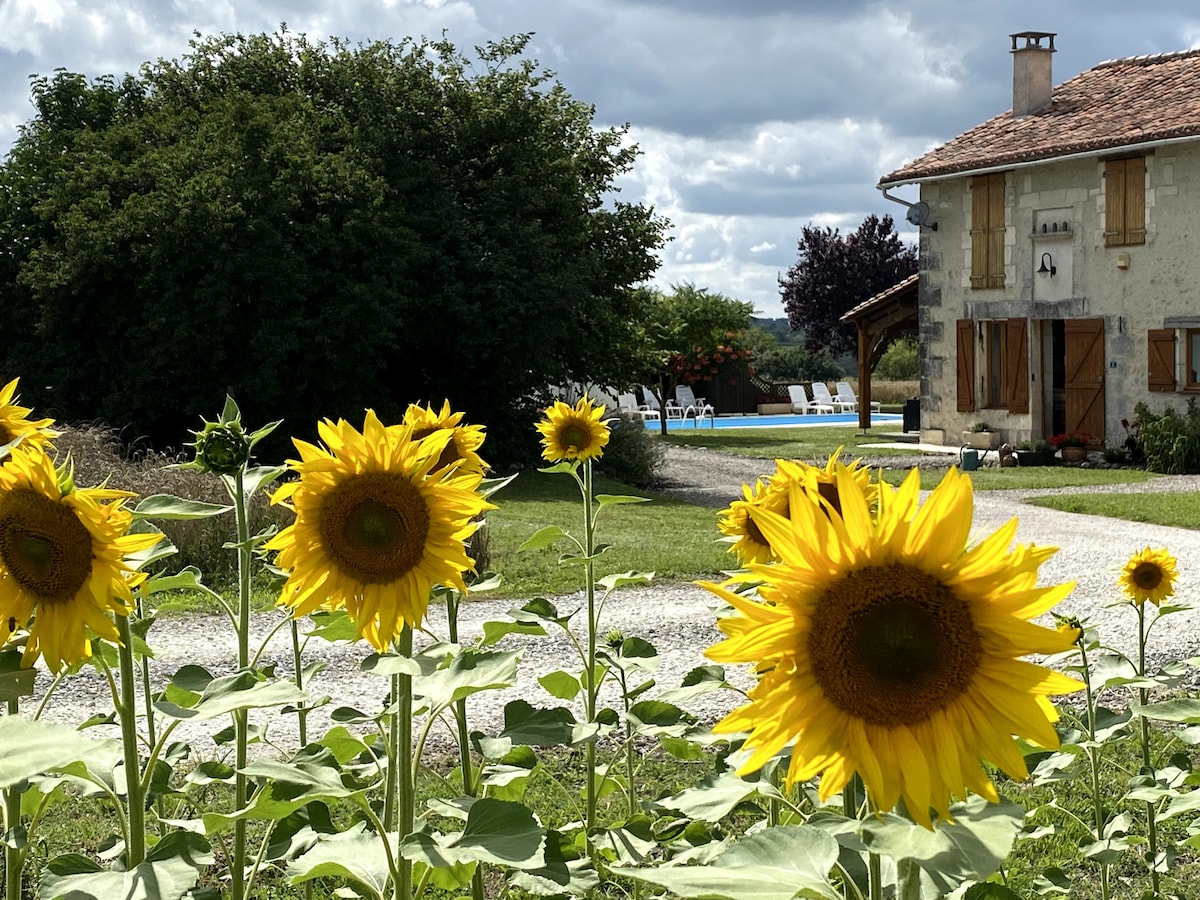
{"left": 704, "top": 465, "right": 1082, "bottom": 828}
{"left": 0, "top": 377, "right": 58, "bottom": 456}
{"left": 1120, "top": 546, "right": 1178, "bottom": 606}
{"left": 266, "top": 410, "right": 493, "bottom": 650}
{"left": 398, "top": 400, "right": 488, "bottom": 476}
{"left": 0, "top": 445, "right": 161, "bottom": 672}
{"left": 717, "top": 452, "right": 874, "bottom": 566}
{"left": 536, "top": 398, "right": 609, "bottom": 462}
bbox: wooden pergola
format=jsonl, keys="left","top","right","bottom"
{"left": 840, "top": 273, "right": 919, "bottom": 430}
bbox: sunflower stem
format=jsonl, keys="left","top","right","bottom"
{"left": 581, "top": 459, "right": 599, "bottom": 849}
{"left": 115, "top": 613, "right": 146, "bottom": 868}
{"left": 4, "top": 699, "right": 23, "bottom": 900}
{"left": 1077, "top": 638, "right": 1111, "bottom": 900}
{"left": 1136, "top": 603, "right": 1162, "bottom": 895}
{"left": 394, "top": 626, "right": 415, "bottom": 900}
{"left": 290, "top": 619, "right": 308, "bottom": 746}
{"left": 231, "top": 466, "right": 252, "bottom": 900}
{"left": 135, "top": 589, "right": 157, "bottom": 752}
{"left": 446, "top": 590, "right": 486, "bottom": 900}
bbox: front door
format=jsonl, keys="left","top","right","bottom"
{"left": 1064, "top": 318, "right": 1105, "bottom": 444}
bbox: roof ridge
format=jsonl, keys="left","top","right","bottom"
{"left": 1094, "top": 47, "right": 1200, "bottom": 68}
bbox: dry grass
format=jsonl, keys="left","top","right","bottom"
{"left": 53, "top": 424, "right": 293, "bottom": 582}
{"left": 838, "top": 379, "right": 919, "bottom": 405}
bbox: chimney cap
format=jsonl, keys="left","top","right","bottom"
{"left": 1010, "top": 31, "right": 1056, "bottom": 52}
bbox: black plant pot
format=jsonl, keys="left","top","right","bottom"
{"left": 1015, "top": 449, "right": 1056, "bottom": 467}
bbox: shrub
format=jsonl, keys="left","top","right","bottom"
{"left": 874, "top": 336, "right": 919, "bottom": 380}
{"left": 52, "top": 424, "right": 293, "bottom": 581}
{"left": 593, "top": 413, "right": 665, "bottom": 488}
{"left": 752, "top": 346, "right": 843, "bottom": 383}
{"left": 1133, "top": 400, "right": 1200, "bottom": 474}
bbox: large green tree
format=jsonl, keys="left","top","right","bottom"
{"left": 0, "top": 31, "right": 666, "bottom": 464}
{"left": 779, "top": 214, "right": 916, "bottom": 357}
{"left": 634, "top": 283, "right": 755, "bottom": 435}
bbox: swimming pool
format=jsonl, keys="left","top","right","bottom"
{"left": 640, "top": 412, "right": 903, "bottom": 430}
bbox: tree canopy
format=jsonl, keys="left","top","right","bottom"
{"left": 0, "top": 30, "right": 667, "bottom": 464}
{"left": 634, "top": 283, "right": 754, "bottom": 434}
{"left": 779, "top": 214, "right": 916, "bottom": 357}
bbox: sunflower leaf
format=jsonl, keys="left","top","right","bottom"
{"left": 595, "top": 571, "right": 654, "bottom": 592}
{"left": 651, "top": 771, "right": 782, "bottom": 822}
{"left": 0, "top": 719, "right": 113, "bottom": 788}
{"left": 609, "top": 826, "right": 840, "bottom": 900}
{"left": 1132, "top": 698, "right": 1200, "bottom": 723}
{"left": 539, "top": 671, "right": 582, "bottom": 701}
{"left": 287, "top": 822, "right": 393, "bottom": 897}
{"left": 133, "top": 494, "right": 233, "bottom": 521}
{"left": 519, "top": 526, "right": 570, "bottom": 551}
{"left": 399, "top": 798, "right": 545, "bottom": 869}
{"left": 414, "top": 648, "right": 521, "bottom": 711}
{"left": 40, "top": 831, "right": 213, "bottom": 900}
{"left": 241, "top": 464, "right": 287, "bottom": 498}
{"left": 156, "top": 669, "right": 308, "bottom": 720}
{"left": 480, "top": 619, "right": 547, "bottom": 647}
{"left": 594, "top": 493, "right": 651, "bottom": 507}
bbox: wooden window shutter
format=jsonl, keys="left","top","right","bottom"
{"left": 987, "top": 176, "right": 1005, "bottom": 288}
{"left": 1148, "top": 328, "right": 1176, "bottom": 391}
{"left": 956, "top": 319, "right": 976, "bottom": 412}
{"left": 1006, "top": 318, "right": 1029, "bottom": 413}
{"left": 970, "top": 180, "right": 989, "bottom": 288}
{"left": 1105, "top": 158, "right": 1146, "bottom": 246}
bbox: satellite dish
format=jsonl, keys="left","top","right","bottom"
{"left": 905, "top": 201, "right": 933, "bottom": 227}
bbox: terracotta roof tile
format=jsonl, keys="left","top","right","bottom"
{"left": 841, "top": 273, "right": 918, "bottom": 321}
{"left": 879, "top": 49, "right": 1200, "bottom": 185}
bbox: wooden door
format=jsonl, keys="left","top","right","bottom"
{"left": 1064, "top": 318, "right": 1105, "bottom": 443}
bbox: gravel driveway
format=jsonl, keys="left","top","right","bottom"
{"left": 30, "top": 445, "right": 1200, "bottom": 757}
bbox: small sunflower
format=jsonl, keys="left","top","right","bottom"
{"left": 0, "top": 378, "right": 58, "bottom": 456}
{"left": 704, "top": 466, "right": 1082, "bottom": 828}
{"left": 1120, "top": 547, "right": 1178, "bottom": 606}
{"left": 717, "top": 452, "right": 873, "bottom": 566}
{"left": 398, "top": 400, "right": 488, "bottom": 476}
{"left": 0, "top": 445, "right": 161, "bottom": 672}
{"left": 536, "top": 398, "right": 610, "bottom": 463}
{"left": 266, "top": 410, "right": 493, "bottom": 650}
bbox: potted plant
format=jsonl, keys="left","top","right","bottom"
{"left": 1050, "top": 430, "right": 1091, "bottom": 462}
{"left": 961, "top": 422, "right": 1000, "bottom": 451}
{"left": 1014, "top": 438, "right": 1055, "bottom": 466}
{"left": 756, "top": 394, "right": 792, "bottom": 415}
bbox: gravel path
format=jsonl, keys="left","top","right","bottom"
{"left": 30, "top": 445, "right": 1200, "bottom": 757}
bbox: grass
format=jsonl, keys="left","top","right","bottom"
{"left": 885, "top": 465, "right": 1157, "bottom": 491}
{"left": 1026, "top": 491, "right": 1200, "bottom": 529}
{"left": 478, "top": 470, "right": 733, "bottom": 598}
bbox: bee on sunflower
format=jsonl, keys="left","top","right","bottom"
{"left": 0, "top": 444, "right": 161, "bottom": 672}
{"left": 266, "top": 410, "right": 493, "bottom": 651}
{"left": 704, "top": 465, "right": 1082, "bottom": 828}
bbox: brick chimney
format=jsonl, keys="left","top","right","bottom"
{"left": 1010, "top": 31, "right": 1056, "bottom": 116}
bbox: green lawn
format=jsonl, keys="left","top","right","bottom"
{"left": 662, "top": 425, "right": 918, "bottom": 460}
{"left": 1026, "top": 490, "right": 1200, "bottom": 528}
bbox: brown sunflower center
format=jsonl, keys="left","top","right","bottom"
{"left": 807, "top": 563, "right": 982, "bottom": 727}
{"left": 744, "top": 512, "right": 768, "bottom": 548}
{"left": 319, "top": 472, "right": 430, "bottom": 584}
{"left": 816, "top": 480, "right": 841, "bottom": 518}
{"left": 0, "top": 488, "right": 94, "bottom": 605}
{"left": 1133, "top": 562, "right": 1163, "bottom": 591}
{"left": 558, "top": 421, "right": 592, "bottom": 452}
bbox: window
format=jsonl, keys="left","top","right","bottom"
{"left": 1188, "top": 329, "right": 1200, "bottom": 389}
{"left": 970, "top": 173, "right": 1005, "bottom": 289}
{"left": 984, "top": 321, "right": 1007, "bottom": 408}
{"left": 1104, "top": 157, "right": 1146, "bottom": 247}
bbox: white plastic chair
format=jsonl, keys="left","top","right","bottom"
{"left": 811, "top": 382, "right": 852, "bottom": 413}
{"left": 788, "top": 384, "right": 833, "bottom": 415}
{"left": 643, "top": 390, "right": 684, "bottom": 420}
{"left": 618, "top": 392, "right": 660, "bottom": 420}
{"left": 675, "top": 385, "right": 715, "bottom": 427}
{"left": 836, "top": 381, "right": 880, "bottom": 413}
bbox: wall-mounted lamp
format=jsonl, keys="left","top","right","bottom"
{"left": 1037, "top": 252, "right": 1056, "bottom": 278}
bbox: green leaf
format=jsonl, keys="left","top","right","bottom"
{"left": 1133, "top": 698, "right": 1200, "bottom": 723}
{"left": 360, "top": 652, "right": 426, "bottom": 678}
{"left": 0, "top": 718, "right": 113, "bottom": 788}
{"left": 595, "top": 494, "right": 651, "bottom": 507}
{"left": 962, "top": 884, "right": 1023, "bottom": 899}
{"left": 610, "top": 826, "right": 840, "bottom": 900}
{"left": 318, "top": 726, "right": 371, "bottom": 765}
{"left": 414, "top": 647, "right": 521, "bottom": 711}
{"left": 132, "top": 494, "right": 233, "bottom": 520}
{"left": 659, "top": 665, "right": 733, "bottom": 704}
{"left": 653, "top": 771, "right": 781, "bottom": 822}
{"left": 539, "top": 670, "right": 582, "bottom": 701}
{"left": 596, "top": 571, "right": 654, "bottom": 592}
{"left": 519, "top": 525, "right": 570, "bottom": 552}
{"left": 627, "top": 700, "right": 692, "bottom": 737}
{"left": 480, "top": 619, "right": 547, "bottom": 647}
{"left": 474, "top": 700, "right": 598, "bottom": 757}
{"left": 0, "top": 651, "right": 35, "bottom": 702}
{"left": 40, "top": 831, "right": 213, "bottom": 900}
{"left": 143, "top": 567, "right": 205, "bottom": 596}
{"left": 288, "top": 823, "right": 393, "bottom": 899}
{"left": 242, "top": 464, "right": 287, "bottom": 498}
{"left": 400, "top": 798, "right": 544, "bottom": 869}
{"left": 861, "top": 796, "right": 1024, "bottom": 896}
{"left": 305, "top": 610, "right": 359, "bottom": 644}
{"left": 155, "top": 669, "right": 307, "bottom": 720}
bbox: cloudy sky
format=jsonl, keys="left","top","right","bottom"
{"left": 2, "top": 1, "right": 1199, "bottom": 319}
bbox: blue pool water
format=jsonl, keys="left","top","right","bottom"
{"left": 641, "top": 412, "right": 903, "bottom": 430}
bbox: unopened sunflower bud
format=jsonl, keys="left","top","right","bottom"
{"left": 190, "top": 420, "right": 251, "bottom": 476}
{"left": 605, "top": 629, "right": 625, "bottom": 650}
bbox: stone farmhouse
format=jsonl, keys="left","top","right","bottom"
{"left": 876, "top": 32, "right": 1200, "bottom": 449}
